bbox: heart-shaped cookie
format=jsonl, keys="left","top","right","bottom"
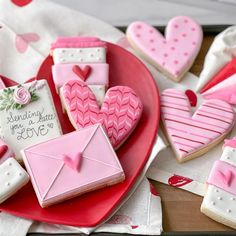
{"left": 126, "top": 16, "right": 203, "bottom": 81}
{"left": 161, "top": 88, "right": 235, "bottom": 163}
{"left": 61, "top": 80, "right": 143, "bottom": 149}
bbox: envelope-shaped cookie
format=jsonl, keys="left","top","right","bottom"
{"left": 22, "top": 124, "right": 125, "bottom": 208}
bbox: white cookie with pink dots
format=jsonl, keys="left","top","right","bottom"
{"left": 126, "top": 16, "right": 203, "bottom": 82}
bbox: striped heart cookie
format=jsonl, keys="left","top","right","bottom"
{"left": 60, "top": 80, "right": 143, "bottom": 149}
{"left": 161, "top": 88, "right": 235, "bottom": 163}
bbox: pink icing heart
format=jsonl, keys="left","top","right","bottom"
{"left": 15, "top": 33, "right": 40, "bottom": 53}
{"left": 217, "top": 169, "right": 233, "bottom": 187}
{"left": 62, "top": 152, "right": 83, "bottom": 172}
{"left": 61, "top": 80, "right": 143, "bottom": 149}
{"left": 161, "top": 88, "right": 235, "bottom": 162}
{"left": 126, "top": 16, "right": 203, "bottom": 81}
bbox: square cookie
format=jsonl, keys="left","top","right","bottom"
{"left": 22, "top": 124, "right": 125, "bottom": 208}
{"left": 0, "top": 158, "right": 29, "bottom": 204}
{"left": 0, "top": 80, "right": 62, "bottom": 161}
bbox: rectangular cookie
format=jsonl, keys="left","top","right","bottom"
{"left": 0, "top": 158, "right": 29, "bottom": 204}
{"left": 0, "top": 80, "right": 62, "bottom": 161}
{"left": 201, "top": 140, "right": 236, "bottom": 229}
{"left": 22, "top": 124, "right": 125, "bottom": 208}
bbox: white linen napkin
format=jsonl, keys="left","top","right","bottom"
{"left": 0, "top": 0, "right": 165, "bottom": 235}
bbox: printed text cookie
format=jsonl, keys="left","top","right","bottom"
{"left": 0, "top": 80, "right": 62, "bottom": 161}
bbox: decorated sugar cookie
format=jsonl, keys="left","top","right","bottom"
{"left": 60, "top": 80, "right": 143, "bottom": 149}
{"left": 0, "top": 80, "right": 62, "bottom": 161}
{"left": 161, "top": 88, "right": 235, "bottom": 163}
{"left": 201, "top": 138, "right": 236, "bottom": 229}
{"left": 126, "top": 16, "right": 203, "bottom": 81}
{"left": 0, "top": 158, "right": 29, "bottom": 204}
{"left": 51, "top": 37, "right": 109, "bottom": 105}
{"left": 51, "top": 37, "right": 107, "bottom": 64}
{"left": 202, "top": 73, "right": 236, "bottom": 105}
{"left": 22, "top": 124, "right": 125, "bottom": 208}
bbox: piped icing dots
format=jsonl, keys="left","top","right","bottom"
{"left": 127, "top": 16, "right": 203, "bottom": 81}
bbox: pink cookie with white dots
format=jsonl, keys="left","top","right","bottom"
{"left": 126, "top": 16, "right": 203, "bottom": 82}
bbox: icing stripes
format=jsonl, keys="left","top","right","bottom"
{"left": 161, "top": 88, "right": 235, "bottom": 159}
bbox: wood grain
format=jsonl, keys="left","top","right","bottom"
{"left": 150, "top": 35, "right": 234, "bottom": 232}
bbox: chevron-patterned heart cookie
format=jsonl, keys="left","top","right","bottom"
{"left": 60, "top": 80, "right": 143, "bottom": 149}
{"left": 161, "top": 88, "right": 235, "bottom": 163}
{"left": 126, "top": 16, "right": 203, "bottom": 82}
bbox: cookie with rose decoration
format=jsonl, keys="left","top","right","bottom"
{"left": 0, "top": 80, "right": 62, "bottom": 162}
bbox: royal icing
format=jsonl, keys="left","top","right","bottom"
{"left": 200, "top": 57, "right": 236, "bottom": 94}
{"left": 0, "top": 158, "right": 29, "bottom": 204}
{"left": 52, "top": 63, "right": 109, "bottom": 89}
{"left": 0, "top": 139, "right": 14, "bottom": 165}
{"left": 61, "top": 80, "right": 143, "bottom": 149}
{"left": 52, "top": 47, "right": 107, "bottom": 64}
{"left": 202, "top": 73, "right": 236, "bottom": 105}
{"left": 22, "top": 124, "right": 125, "bottom": 208}
{"left": 201, "top": 142, "right": 236, "bottom": 229}
{"left": 0, "top": 80, "right": 62, "bottom": 161}
{"left": 126, "top": 16, "right": 203, "bottom": 81}
{"left": 161, "top": 88, "right": 235, "bottom": 162}
{"left": 224, "top": 139, "right": 236, "bottom": 150}
{"left": 51, "top": 37, "right": 107, "bottom": 49}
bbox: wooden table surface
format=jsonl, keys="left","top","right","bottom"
{"left": 150, "top": 35, "right": 233, "bottom": 232}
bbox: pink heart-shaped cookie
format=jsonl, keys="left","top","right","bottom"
{"left": 61, "top": 80, "right": 143, "bottom": 149}
{"left": 15, "top": 33, "right": 40, "bottom": 53}
{"left": 126, "top": 16, "right": 203, "bottom": 81}
{"left": 161, "top": 88, "right": 235, "bottom": 163}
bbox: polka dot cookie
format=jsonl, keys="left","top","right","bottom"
{"left": 0, "top": 158, "right": 29, "bottom": 204}
{"left": 201, "top": 140, "right": 236, "bottom": 229}
{"left": 126, "top": 16, "right": 203, "bottom": 82}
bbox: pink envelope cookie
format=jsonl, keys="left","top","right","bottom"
{"left": 0, "top": 139, "right": 14, "bottom": 165}
{"left": 52, "top": 63, "right": 109, "bottom": 90}
{"left": 201, "top": 139, "right": 236, "bottom": 229}
{"left": 126, "top": 16, "right": 203, "bottom": 82}
{"left": 60, "top": 80, "right": 143, "bottom": 149}
{"left": 161, "top": 88, "right": 235, "bottom": 163}
{"left": 22, "top": 124, "right": 125, "bottom": 208}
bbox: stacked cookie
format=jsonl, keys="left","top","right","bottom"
{"left": 51, "top": 37, "right": 109, "bottom": 105}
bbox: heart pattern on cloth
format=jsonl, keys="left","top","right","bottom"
{"left": 161, "top": 88, "right": 235, "bottom": 162}
{"left": 218, "top": 170, "right": 233, "bottom": 187}
{"left": 63, "top": 152, "right": 83, "bottom": 172}
{"left": 72, "top": 65, "right": 91, "bottom": 81}
{"left": 15, "top": 33, "right": 40, "bottom": 53}
{"left": 61, "top": 80, "right": 143, "bottom": 149}
{"left": 0, "top": 145, "right": 8, "bottom": 159}
{"left": 126, "top": 16, "right": 203, "bottom": 81}
{"left": 11, "top": 0, "right": 32, "bottom": 7}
